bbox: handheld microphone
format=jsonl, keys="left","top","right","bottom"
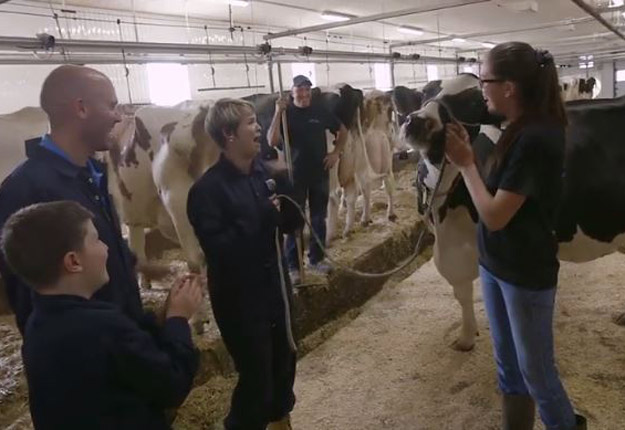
{"left": 265, "top": 178, "right": 277, "bottom": 194}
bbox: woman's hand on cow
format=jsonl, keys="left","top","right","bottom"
{"left": 445, "top": 121, "right": 474, "bottom": 168}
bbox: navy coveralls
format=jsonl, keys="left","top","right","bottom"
{"left": 187, "top": 155, "right": 301, "bottom": 430}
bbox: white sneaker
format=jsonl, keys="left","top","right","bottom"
{"left": 309, "top": 260, "right": 333, "bottom": 275}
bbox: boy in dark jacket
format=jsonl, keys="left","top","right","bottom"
{"left": 1, "top": 201, "right": 201, "bottom": 430}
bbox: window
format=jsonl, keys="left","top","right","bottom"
{"left": 617, "top": 70, "right": 625, "bottom": 82}
{"left": 578, "top": 55, "right": 594, "bottom": 70}
{"left": 426, "top": 64, "right": 439, "bottom": 81}
{"left": 290, "top": 63, "right": 316, "bottom": 86}
{"left": 374, "top": 63, "right": 392, "bottom": 91}
{"left": 462, "top": 65, "right": 478, "bottom": 74}
{"left": 146, "top": 63, "right": 191, "bottom": 106}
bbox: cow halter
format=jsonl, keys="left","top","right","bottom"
{"left": 424, "top": 96, "right": 483, "bottom": 128}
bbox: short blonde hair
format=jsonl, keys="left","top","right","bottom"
{"left": 206, "top": 98, "right": 255, "bottom": 149}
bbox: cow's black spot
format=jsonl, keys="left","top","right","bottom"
{"left": 438, "top": 133, "right": 495, "bottom": 223}
{"left": 160, "top": 122, "right": 178, "bottom": 144}
{"left": 422, "top": 80, "right": 442, "bottom": 102}
{"left": 392, "top": 86, "right": 423, "bottom": 125}
{"left": 556, "top": 96, "right": 625, "bottom": 243}
{"left": 134, "top": 117, "right": 151, "bottom": 152}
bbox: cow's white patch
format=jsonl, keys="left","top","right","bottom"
{"left": 558, "top": 228, "right": 625, "bottom": 263}
{"left": 319, "top": 86, "right": 341, "bottom": 96}
{"left": 418, "top": 102, "right": 444, "bottom": 131}
{"left": 0, "top": 107, "right": 49, "bottom": 182}
{"left": 480, "top": 125, "right": 501, "bottom": 144}
{"left": 438, "top": 74, "right": 480, "bottom": 97}
{"left": 422, "top": 157, "right": 441, "bottom": 190}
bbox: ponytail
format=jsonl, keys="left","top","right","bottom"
{"left": 487, "top": 42, "right": 567, "bottom": 172}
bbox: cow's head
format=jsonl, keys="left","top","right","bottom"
{"left": 421, "top": 80, "right": 443, "bottom": 103}
{"left": 580, "top": 77, "right": 596, "bottom": 97}
{"left": 401, "top": 74, "right": 500, "bottom": 165}
{"left": 561, "top": 77, "right": 597, "bottom": 101}
{"left": 391, "top": 86, "right": 423, "bottom": 126}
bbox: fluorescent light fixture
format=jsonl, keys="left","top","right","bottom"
{"left": 452, "top": 37, "right": 467, "bottom": 43}
{"left": 610, "top": 0, "right": 624, "bottom": 7}
{"left": 321, "top": 11, "right": 356, "bottom": 22}
{"left": 482, "top": 42, "right": 496, "bottom": 48}
{"left": 398, "top": 26, "right": 424, "bottom": 36}
{"left": 229, "top": 0, "right": 250, "bottom": 6}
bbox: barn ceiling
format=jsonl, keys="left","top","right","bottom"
{"left": 6, "top": 0, "right": 625, "bottom": 63}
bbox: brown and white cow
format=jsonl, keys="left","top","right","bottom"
{"left": 0, "top": 105, "right": 139, "bottom": 184}
{"left": 108, "top": 102, "right": 221, "bottom": 282}
{"left": 402, "top": 73, "right": 625, "bottom": 351}
{"left": 318, "top": 86, "right": 399, "bottom": 242}
{"left": 0, "top": 107, "right": 49, "bottom": 183}
{"left": 358, "top": 90, "right": 398, "bottom": 225}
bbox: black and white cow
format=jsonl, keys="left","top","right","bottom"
{"left": 402, "top": 73, "right": 625, "bottom": 351}
{"left": 390, "top": 86, "right": 424, "bottom": 126}
{"left": 561, "top": 77, "right": 597, "bottom": 101}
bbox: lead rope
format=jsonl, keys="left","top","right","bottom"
{"left": 274, "top": 155, "right": 448, "bottom": 353}
{"left": 273, "top": 95, "right": 470, "bottom": 350}
{"left": 274, "top": 157, "right": 447, "bottom": 283}
{"left": 275, "top": 231, "right": 298, "bottom": 352}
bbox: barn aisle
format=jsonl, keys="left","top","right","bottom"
{"left": 291, "top": 254, "right": 625, "bottom": 430}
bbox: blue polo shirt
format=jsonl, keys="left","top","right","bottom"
{"left": 40, "top": 134, "right": 104, "bottom": 188}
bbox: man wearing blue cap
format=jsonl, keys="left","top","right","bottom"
{"left": 267, "top": 75, "right": 348, "bottom": 283}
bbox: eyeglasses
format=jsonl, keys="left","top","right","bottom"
{"left": 479, "top": 78, "right": 504, "bottom": 88}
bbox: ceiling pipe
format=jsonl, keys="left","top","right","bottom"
{"left": 391, "top": 17, "right": 595, "bottom": 48}
{"left": 0, "top": 36, "right": 467, "bottom": 64}
{"left": 595, "top": 4, "right": 625, "bottom": 13}
{"left": 570, "top": 0, "right": 625, "bottom": 42}
{"left": 0, "top": 55, "right": 464, "bottom": 66}
{"left": 0, "top": 36, "right": 261, "bottom": 55}
{"left": 263, "top": 0, "right": 489, "bottom": 41}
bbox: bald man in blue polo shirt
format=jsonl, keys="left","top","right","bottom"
{"left": 0, "top": 65, "right": 144, "bottom": 334}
